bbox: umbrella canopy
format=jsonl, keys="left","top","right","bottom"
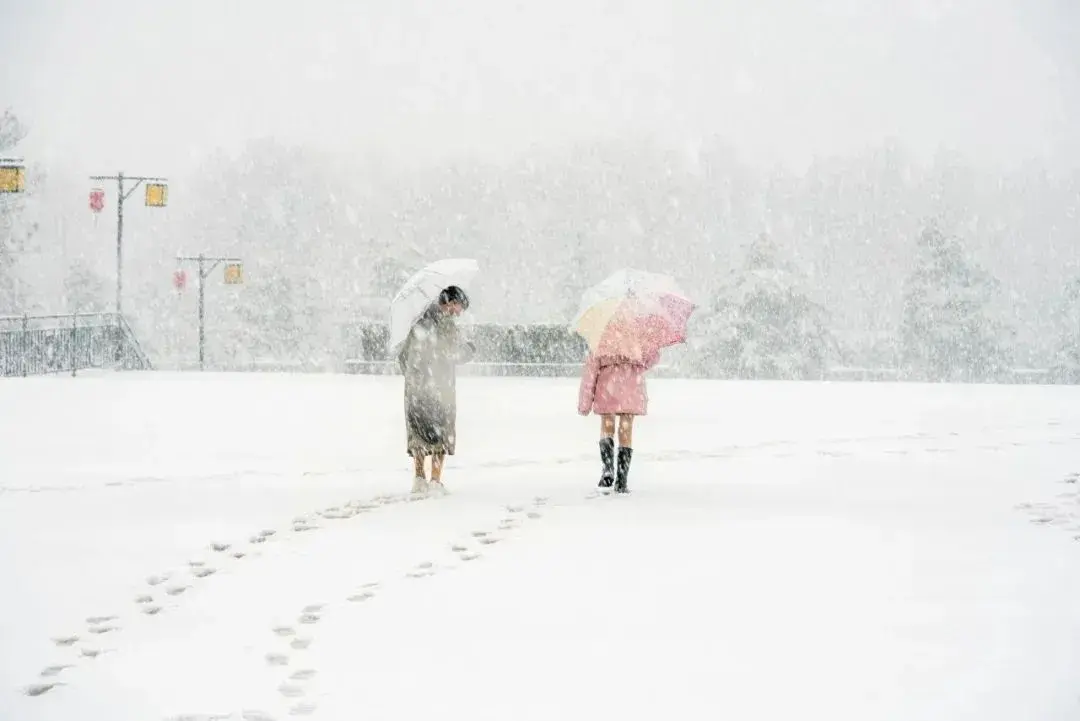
{"left": 387, "top": 258, "right": 479, "bottom": 357}
{"left": 571, "top": 268, "right": 695, "bottom": 361}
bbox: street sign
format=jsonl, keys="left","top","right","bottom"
{"left": 145, "top": 182, "right": 168, "bottom": 207}
{"left": 173, "top": 269, "right": 187, "bottom": 291}
{"left": 223, "top": 262, "right": 243, "bottom": 285}
{"left": 89, "top": 187, "right": 105, "bottom": 212}
{"left": 0, "top": 160, "right": 25, "bottom": 193}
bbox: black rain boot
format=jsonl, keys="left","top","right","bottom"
{"left": 598, "top": 437, "right": 615, "bottom": 488}
{"left": 614, "top": 447, "right": 633, "bottom": 494}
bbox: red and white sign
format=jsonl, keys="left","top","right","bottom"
{"left": 172, "top": 269, "right": 187, "bottom": 291}
{"left": 89, "top": 187, "right": 105, "bottom": 213}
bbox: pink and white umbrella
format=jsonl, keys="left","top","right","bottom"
{"left": 571, "top": 269, "right": 695, "bottom": 362}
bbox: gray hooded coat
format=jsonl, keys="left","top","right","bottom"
{"left": 397, "top": 304, "right": 474, "bottom": 457}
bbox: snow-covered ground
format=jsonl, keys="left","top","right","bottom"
{"left": 3, "top": 372, "right": 1080, "bottom": 720}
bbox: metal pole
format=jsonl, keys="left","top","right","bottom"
{"left": 21, "top": 312, "right": 28, "bottom": 377}
{"left": 198, "top": 253, "right": 206, "bottom": 371}
{"left": 71, "top": 312, "right": 78, "bottom": 377}
{"left": 177, "top": 253, "right": 239, "bottom": 372}
{"left": 114, "top": 173, "right": 125, "bottom": 366}
{"left": 115, "top": 172, "right": 124, "bottom": 319}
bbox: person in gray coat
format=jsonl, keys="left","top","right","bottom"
{"left": 397, "top": 285, "right": 474, "bottom": 494}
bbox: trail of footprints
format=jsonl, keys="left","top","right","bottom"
{"left": 24, "top": 490, "right": 432, "bottom": 698}
{"left": 1017, "top": 471, "right": 1080, "bottom": 542}
{"left": 254, "top": 495, "right": 550, "bottom": 718}
{"left": 29, "top": 432, "right": 1080, "bottom": 699}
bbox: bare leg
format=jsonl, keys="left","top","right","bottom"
{"left": 413, "top": 454, "right": 426, "bottom": 480}
{"left": 598, "top": 415, "right": 616, "bottom": 488}
{"left": 617, "top": 415, "right": 634, "bottom": 448}
{"left": 431, "top": 453, "right": 445, "bottom": 483}
{"left": 615, "top": 415, "right": 635, "bottom": 493}
{"left": 600, "top": 414, "right": 616, "bottom": 439}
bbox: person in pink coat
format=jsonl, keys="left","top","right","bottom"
{"left": 577, "top": 348, "right": 660, "bottom": 493}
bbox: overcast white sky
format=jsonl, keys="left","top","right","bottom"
{"left": 1, "top": 0, "right": 1077, "bottom": 176}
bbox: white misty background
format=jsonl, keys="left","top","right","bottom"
{"left": 1, "top": 0, "right": 1079, "bottom": 379}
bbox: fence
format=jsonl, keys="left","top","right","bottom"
{"left": 343, "top": 359, "right": 595, "bottom": 377}
{"left": 0, "top": 312, "right": 153, "bottom": 377}
{"left": 342, "top": 321, "right": 592, "bottom": 377}
{"left": 341, "top": 321, "right": 1063, "bottom": 383}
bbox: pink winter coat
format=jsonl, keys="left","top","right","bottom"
{"left": 577, "top": 351, "right": 660, "bottom": 416}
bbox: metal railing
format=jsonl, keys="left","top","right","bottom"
{"left": 0, "top": 312, "right": 153, "bottom": 377}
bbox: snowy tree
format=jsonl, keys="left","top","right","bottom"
{"left": 689, "top": 233, "right": 836, "bottom": 379}
{"left": 900, "top": 224, "right": 1014, "bottom": 381}
{"left": 228, "top": 272, "right": 322, "bottom": 365}
{"left": 1049, "top": 278, "right": 1080, "bottom": 383}
{"left": 62, "top": 259, "right": 108, "bottom": 313}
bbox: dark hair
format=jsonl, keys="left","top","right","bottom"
{"left": 439, "top": 285, "right": 469, "bottom": 309}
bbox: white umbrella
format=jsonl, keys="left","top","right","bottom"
{"left": 387, "top": 257, "right": 479, "bottom": 357}
{"left": 570, "top": 268, "right": 691, "bottom": 327}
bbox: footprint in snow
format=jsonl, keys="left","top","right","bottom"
{"left": 273, "top": 626, "right": 295, "bottom": 637}
{"left": 40, "top": 665, "right": 72, "bottom": 677}
{"left": 301, "top": 604, "right": 323, "bottom": 614}
{"left": 290, "top": 637, "right": 312, "bottom": 650}
{"left": 142, "top": 605, "right": 163, "bottom": 616}
{"left": 526, "top": 511, "right": 542, "bottom": 520}
{"left": 233, "top": 551, "right": 247, "bottom": 560}
{"left": 86, "top": 615, "right": 117, "bottom": 625}
{"left": 290, "top": 669, "right": 317, "bottom": 681}
{"left": 210, "top": 542, "right": 231, "bottom": 552}
{"left": 347, "top": 582, "right": 380, "bottom": 602}
{"left": 135, "top": 594, "right": 154, "bottom": 604}
{"left": 406, "top": 563, "right": 437, "bottom": 578}
{"left": 278, "top": 682, "right": 305, "bottom": 698}
{"left": 459, "top": 552, "right": 481, "bottom": 562}
{"left": 298, "top": 613, "right": 320, "bottom": 625}
{"left": 477, "top": 537, "right": 500, "bottom": 546}
{"left": 166, "top": 585, "right": 190, "bottom": 596}
{"left": 470, "top": 530, "right": 489, "bottom": 538}
{"left": 192, "top": 567, "right": 217, "bottom": 579}
{"left": 451, "top": 543, "right": 469, "bottom": 552}
{"left": 289, "top": 701, "right": 317, "bottom": 716}
{"left": 265, "top": 653, "right": 289, "bottom": 666}
{"left": 146, "top": 574, "right": 170, "bottom": 586}
{"left": 80, "top": 648, "right": 104, "bottom": 659}
{"left": 241, "top": 710, "right": 278, "bottom": 721}
{"left": 24, "top": 682, "right": 62, "bottom": 697}
{"left": 87, "top": 624, "right": 118, "bottom": 635}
